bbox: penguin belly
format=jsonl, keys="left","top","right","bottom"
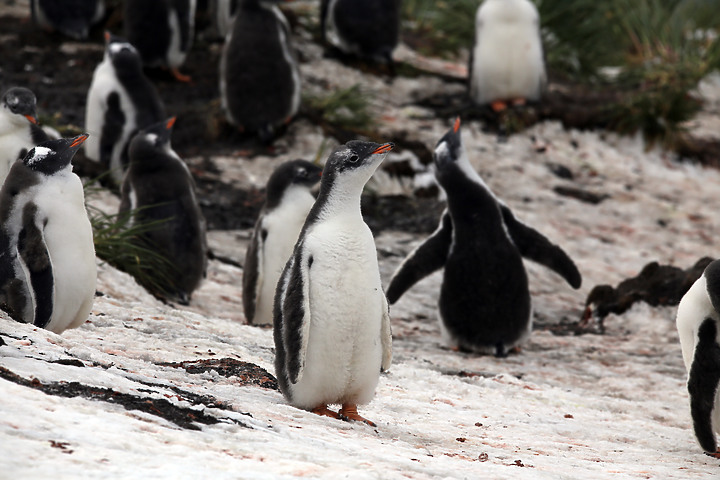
{"left": 439, "top": 242, "right": 531, "bottom": 354}
{"left": 34, "top": 173, "right": 96, "bottom": 333}
{"left": 471, "top": 23, "right": 544, "bottom": 104}
{"left": 288, "top": 221, "right": 384, "bottom": 409}
{"left": 676, "top": 275, "right": 714, "bottom": 370}
{"left": 0, "top": 126, "right": 33, "bottom": 182}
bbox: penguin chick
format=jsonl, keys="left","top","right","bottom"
{"left": 84, "top": 32, "right": 166, "bottom": 186}
{"left": 320, "top": 0, "right": 400, "bottom": 70}
{"left": 0, "top": 87, "right": 49, "bottom": 186}
{"left": 124, "top": 0, "right": 197, "bottom": 82}
{"left": 119, "top": 117, "right": 207, "bottom": 305}
{"left": 386, "top": 118, "right": 581, "bottom": 357}
{"left": 274, "top": 141, "right": 394, "bottom": 426}
{"left": 31, "top": 0, "right": 105, "bottom": 40}
{"left": 0, "top": 135, "right": 96, "bottom": 334}
{"left": 220, "top": 0, "right": 300, "bottom": 141}
{"left": 243, "top": 160, "right": 322, "bottom": 326}
{"left": 676, "top": 259, "right": 720, "bottom": 458}
{"left": 469, "top": 0, "right": 546, "bottom": 111}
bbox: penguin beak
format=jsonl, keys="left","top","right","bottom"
{"left": 70, "top": 134, "right": 89, "bottom": 148}
{"left": 24, "top": 114, "right": 38, "bottom": 125}
{"left": 453, "top": 116, "right": 461, "bottom": 133}
{"left": 372, "top": 143, "right": 394, "bottom": 155}
{"left": 166, "top": 117, "right": 177, "bottom": 130}
{"left": 104, "top": 31, "right": 111, "bottom": 43}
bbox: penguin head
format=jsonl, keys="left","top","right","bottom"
{"left": 128, "top": 117, "right": 177, "bottom": 168}
{"left": 104, "top": 31, "right": 142, "bottom": 70}
{"left": 23, "top": 134, "right": 88, "bottom": 175}
{"left": 265, "top": 159, "right": 322, "bottom": 207}
{"left": 2, "top": 87, "right": 39, "bottom": 125}
{"left": 433, "top": 117, "right": 478, "bottom": 186}
{"left": 324, "top": 141, "right": 393, "bottom": 175}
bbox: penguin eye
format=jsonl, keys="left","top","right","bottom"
{"left": 296, "top": 168, "right": 307, "bottom": 178}
{"left": 348, "top": 154, "right": 359, "bottom": 163}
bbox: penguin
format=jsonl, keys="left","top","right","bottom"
{"left": 274, "top": 141, "right": 394, "bottom": 426}
{"left": 220, "top": 0, "right": 300, "bottom": 141}
{"left": 0, "top": 87, "right": 50, "bottom": 185}
{"left": 243, "top": 160, "right": 323, "bottom": 326}
{"left": 386, "top": 118, "right": 581, "bottom": 356}
{"left": 320, "top": 0, "right": 401, "bottom": 70}
{"left": 675, "top": 259, "right": 720, "bottom": 458}
{"left": 84, "top": 32, "right": 166, "bottom": 186}
{"left": 469, "top": 0, "right": 546, "bottom": 111}
{"left": 0, "top": 134, "right": 96, "bottom": 334}
{"left": 31, "top": 0, "right": 105, "bottom": 40}
{"left": 124, "top": 0, "right": 197, "bottom": 82}
{"left": 119, "top": 117, "right": 207, "bottom": 304}
{"left": 212, "top": 0, "right": 239, "bottom": 39}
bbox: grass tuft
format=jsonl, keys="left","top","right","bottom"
{"left": 304, "top": 84, "right": 375, "bottom": 131}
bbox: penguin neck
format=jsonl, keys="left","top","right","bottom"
{"left": 313, "top": 172, "right": 368, "bottom": 222}
{"left": 440, "top": 161, "right": 503, "bottom": 227}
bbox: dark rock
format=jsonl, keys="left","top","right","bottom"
{"left": 553, "top": 185, "right": 609, "bottom": 205}
{"left": 160, "top": 358, "right": 278, "bottom": 390}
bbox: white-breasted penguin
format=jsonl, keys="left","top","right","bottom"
{"left": 84, "top": 32, "right": 166, "bottom": 186}
{"left": 0, "top": 135, "right": 96, "bottom": 334}
{"left": 119, "top": 117, "right": 207, "bottom": 304}
{"left": 0, "top": 87, "right": 50, "bottom": 186}
{"left": 676, "top": 259, "right": 720, "bottom": 458}
{"left": 320, "top": 0, "right": 400, "bottom": 70}
{"left": 31, "top": 0, "right": 105, "bottom": 40}
{"left": 386, "top": 119, "right": 581, "bottom": 357}
{"left": 124, "top": 0, "right": 197, "bottom": 82}
{"left": 220, "top": 0, "right": 300, "bottom": 141}
{"left": 243, "top": 160, "right": 323, "bottom": 326}
{"left": 212, "top": 0, "right": 239, "bottom": 39}
{"left": 469, "top": 0, "right": 546, "bottom": 111}
{"left": 274, "top": 141, "right": 394, "bottom": 426}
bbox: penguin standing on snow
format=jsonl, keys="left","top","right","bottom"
{"left": 0, "top": 87, "right": 49, "bottom": 185}
{"left": 320, "top": 0, "right": 400, "bottom": 70}
{"left": 119, "top": 117, "right": 207, "bottom": 304}
{"left": 469, "top": 0, "right": 546, "bottom": 111}
{"left": 274, "top": 141, "right": 394, "bottom": 426}
{"left": 31, "top": 0, "right": 105, "bottom": 40}
{"left": 386, "top": 119, "right": 581, "bottom": 356}
{"left": 0, "top": 135, "right": 96, "bottom": 334}
{"left": 124, "top": 0, "right": 197, "bottom": 82}
{"left": 243, "top": 160, "right": 322, "bottom": 326}
{"left": 220, "top": 0, "right": 300, "bottom": 141}
{"left": 84, "top": 32, "right": 166, "bottom": 186}
{"left": 676, "top": 259, "right": 720, "bottom": 458}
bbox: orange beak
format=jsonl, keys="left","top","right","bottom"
{"left": 24, "top": 115, "right": 38, "bottom": 125}
{"left": 166, "top": 117, "right": 177, "bottom": 129}
{"left": 70, "top": 134, "right": 89, "bottom": 148}
{"left": 372, "top": 143, "right": 394, "bottom": 155}
{"left": 453, "top": 116, "right": 461, "bottom": 133}
{"left": 104, "top": 31, "right": 111, "bottom": 43}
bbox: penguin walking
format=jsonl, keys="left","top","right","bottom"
{"left": 84, "top": 32, "right": 166, "bottom": 186}
{"left": 124, "top": 0, "right": 197, "bottom": 82}
{"left": 320, "top": 0, "right": 400, "bottom": 70}
{"left": 676, "top": 259, "right": 720, "bottom": 458}
{"left": 274, "top": 141, "right": 394, "bottom": 426}
{"left": 469, "top": 0, "right": 546, "bottom": 111}
{"left": 0, "top": 135, "right": 96, "bottom": 334}
{"left": 386, "top": 119, "right": 581, "bottom": 356}
{"left": 119, "top": 117, "right": 207, "bottom": 304}
{"left": 243, "top": 160, "right": 323, "bottom": 326}
{"left": 0, "top": 87, "right": 49, "bottom": 185}
{"left": 220, "top": 0, "right": 300, "bottom": 141}
{"left": 31, "top": 0, "right": 105, "bottom": 40}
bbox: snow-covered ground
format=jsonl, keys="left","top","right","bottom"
{"left": 3, "top": 2, "right": 720, "bottom": 478}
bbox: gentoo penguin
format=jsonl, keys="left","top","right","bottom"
{"left": 0, "top": 87, "right": 49, "bottom": 185}
{"left": 274, "top": 141, "right": 394, "bottom": 425}
{"left": 676, "top": 259, "right": 720, "bottom": 458}
{"left": 0, "top": 135, "right": 96, "bottom": 334}
{"left": 119, "top": 117, "right": 207, "bottom": 304}
{"left": 220, "top": 0, "right": 300, "bottom": 140}
{"left": 84, "top": 32, "right": 166, "bottom": 186}
{"left": 124, "top": 0, "right": 197, "bottom": 82}
{"left": 469, "top": 0, "right": 546, "bottom": 111}
{"left": 320, "top": 0, "right": 400, "bottom": 69}
{"left": 31, "top": 0, "right": 105, "bottom": 40}
{"left": 212, "top": 0, "right": 239, "bottom": 39}
{"left": 243, "top": 160, "right": 323, "bottom": 326}
{"left": 386, "top": 119, "right": 581, "bottom": 356}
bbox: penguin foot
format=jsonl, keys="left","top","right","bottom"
{"left": 311, "top": 404, "right": 341, "bottom": 419}
{"left": 706, "top": 449, "right": 720, "bottom": 459}
{"left": 170, "top": 68, "right": 192, "bottom": 83}
{"left": 511, "top": 97, "right": 527, "bottom": 107}
{"left": 490, "top": 100, "right": 508, "bottom": 112}
{"left": 340, "top": 404, "right": 376, "bottom": 427}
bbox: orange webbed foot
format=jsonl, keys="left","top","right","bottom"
{"left": 340, "top": 404, "right": 376, "bottom": 427}
{"left": 311, "top": 404, "right": 341, "bottom": 419}
{"left": 171, "top": 68, "right": 192, "bottom": 83}
{"left": 706, "top": 448, "right": 720, "bottom": 459}
{"left": 490, "top": 100, "right": 508, "bottom": 112}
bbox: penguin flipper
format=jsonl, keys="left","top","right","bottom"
{"left": 242, "top": 221, "right": 265, "bottom": 324}
{"left": 17, "top": 203, "right": 54, "bottom": 329}
{"left": 100, "top": 92, "right": 125, "bottom": 173}
{"left": 499, "top": 204, "right": 582, "bottom": 289}
{"left": 386, "top": 210, "right": 452, "bottom": 304}
{"left": 688, "top": 318, "right": 720, "bottom": 454}
{"left": 380, "top": 293, "right": 392, "bottom": 372}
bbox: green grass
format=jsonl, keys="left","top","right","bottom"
{"left": 304, "top": 84, "right": 375, "bottom": 131}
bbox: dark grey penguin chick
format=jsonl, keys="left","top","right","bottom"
{"left": 31, "top": 0, "right": 105, "bottom": 40}
{"left": 119, "top": 117, "right": 207, "bottom": 304}
{"left": 124, "top": 0, "right": 197, "bottom": 82}
{"left": 386, "top": 118, "right": 581, "bottom": 357}
{"left": 219, "top": 0, "right": 300, "bottom": 141}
